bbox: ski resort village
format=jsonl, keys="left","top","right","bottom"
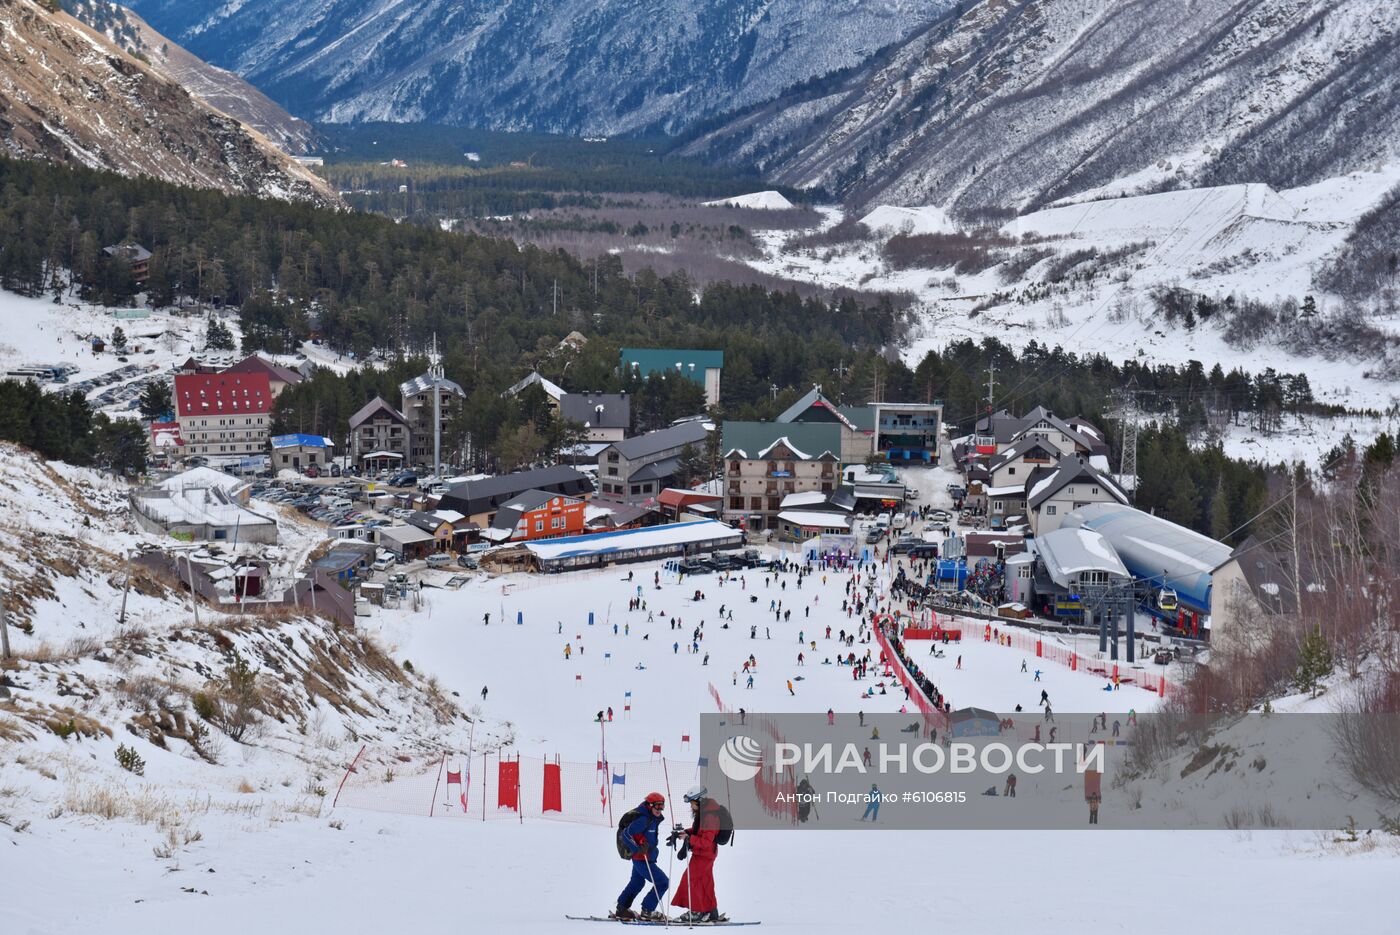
{"left": 3, "top": 0, "right": 1400, "bottom": 931}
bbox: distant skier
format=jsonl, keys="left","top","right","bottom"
{"left": 615, "top": 792, "right": 670, "bottom": 922}
{"left": 480, "top": 686, "right": 488, "bottom": 701}
{"left": 860, "top": 783, "right": 881, "bottom": 821}
{"left": 670, "top": 785, "right": 728, "bottom": 923}
{"left": 796, "top": 776, "right": 817, "bottom": 822}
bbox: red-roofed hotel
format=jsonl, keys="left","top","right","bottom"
{"left": 174, "top": 372, "right": 274, "bottom": 460}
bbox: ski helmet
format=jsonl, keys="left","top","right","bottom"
{"left": 644, "top": 792, "right": 666, "bottom": 808}
{"left": 683, "top": 785, "right": 707, "bottom": 803}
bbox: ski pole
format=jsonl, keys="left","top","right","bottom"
{"left": 643, "top": 855, "right": 671, "bottom": 927}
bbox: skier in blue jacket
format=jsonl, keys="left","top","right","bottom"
{"left": 616, "top": 792, "right": 670, "bottom": 921}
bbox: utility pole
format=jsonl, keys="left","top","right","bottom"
{"left": 429, "top": 332, "right": 444, "bottom": 480}
{"left": 181, "top": 551, "right": 200, "bottom": 628}
{"left": 118, "top": 552, "right": 132, "bottom": 628}
{"left": 984, "top": 362, "right": 998, "bottom": 414}
{"left": 1, "top": 594, "right": 11, "bottom": 659}
{"left": 1117, "top": 381, "right": 1140, "bottom": 503}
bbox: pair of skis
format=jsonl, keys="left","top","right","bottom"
{"left": 566, "top": 915, "right": 757, "bottom": 927}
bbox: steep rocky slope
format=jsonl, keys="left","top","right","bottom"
{"left": 63, "top": 0, "right": 320, "bottom": 155}
{"left": 679, "top": 0, "right": 1400, "bottom": 214}
{"left": 0, "top": 0, "right": 336, "bottom": 203}
{"left": 123, "top": 0, "right": 957, "bottom": 135}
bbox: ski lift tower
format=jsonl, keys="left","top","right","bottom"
{"left": 1076, "top": 580, "right": 1138, "bottom": 663}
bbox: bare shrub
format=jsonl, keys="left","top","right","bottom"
{"left": 996, "top": 246, "right": 1056, "bottom": 284}
{"left": 789, "top": 214, "right": 871, "bottom": 250}
{"left": 882, "top": 229, "right": 1016, "bottom": 274}
{"left": 202, "top": 651, "right": 263, "bottom": 742}
{"left": 1332, "top": 670, "right": 1400, "bottom": 807}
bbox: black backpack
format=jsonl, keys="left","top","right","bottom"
{"left": 707, "top": 800, "right": 736, "bottom": 847}
{"left": 616, "top": 807, "right": 645, "bottom": 860}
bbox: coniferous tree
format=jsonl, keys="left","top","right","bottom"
{"left": 1294, "top": 625, "right": 1334, "bottom": 698}
{"left": 138, "top": 380, "right": 173, "bottom": 420}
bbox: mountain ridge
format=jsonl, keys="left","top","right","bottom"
{"left": 122, "top": 0, "right": 960, "bottom": 135}
{"left": 0, "top": 0, "right": 337, "bottom": 204}
{"left": 678, "top": 0, "right": 1400, "bottom": 215}
{"left": 62, "top": 0, "right": 321, "bottom": 155}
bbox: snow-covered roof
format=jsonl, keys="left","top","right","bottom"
{"left": 271, "top": 433, "right": 334, "bottom": 449}
{"left": 1062, "top": 503, "right": 1231, "bottom": 611}
{"left": 780, "top": 491, "right": 830, "bottom": 508}
{"left": 985, "top": 484, "right": 1026, "bottom": 497}
{"left": 158, "top": 466, "right": 248, "bottom": 496}
{"left": 778, "top": 510, "right": 852, "bottom": 530}
{"left": 401, "top": 372, "right": 466, "bottom": 398}
{"left": 377, "top": 525, "right": 437, "bottom": 546}
{"left": 1026, "top": 457, "right": 1128, "bottom": 511}
{"left": 523, "top": 520, "right": 741, "bottom": 562}
{"left": 139, "top": 483, "right": 271, "bottom": 530}
{"left": 505, "top": 371, "right": 566, "bottom": 401}
{"left": 1035, "top": 527, "right": 1130, "bottom": 588}
{"left": 758, "top": 436, "right": 810, "bottom": 459}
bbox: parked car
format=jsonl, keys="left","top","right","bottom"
{"left": 372, "top": 558, "right": 393, "bottom": 572}
{"left": 677, "top": 560, "right": 710, "bottom": 575}
{"left": 865, "top": 529, "right": 883, "bottom": 544}
{"left": 426, "top": 554, "right": 452, "bottom": 568}
{"left": 909, "top": 544, "right": 939, "bottom": 560}
{"left": 456, "top": 554, "right": 479, "bottom": 569}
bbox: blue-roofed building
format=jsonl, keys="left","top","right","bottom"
{"left": 620, "top": 348, "right": 724, "bottom": 406}
{"left": 1062, "top": 502, "right": 1231, "bottom": 636}
{"left": 503, "top": 520, "right": 743, "bottom": 572}
{"left": 271, "top": 433, "right": 335, "bottom": 472}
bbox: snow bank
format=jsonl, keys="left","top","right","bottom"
{"left": 703, "top": 190, "right": 795, "bottom": 210}
{"left": 859, "top": 204, "right": 955, "bottom": 236}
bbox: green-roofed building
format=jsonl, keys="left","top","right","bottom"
{"left": 620, "top": 348, "right": 724, "bottom": 407}
{"left": 773, "top": 385, "right": 879, "bottom": 466}
{"left": 720, "top": 421, "right": 844, "bottom": 532}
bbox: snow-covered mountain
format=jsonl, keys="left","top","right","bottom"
{"left": 121, "top": 0, "right": 958, "bottom": 134}
{"left": 742, "top": 171, "right": 1400, "bottom": 426}
{"left": 62, "top": 0, "right": 321, "bottom": 155}
{"left": 680, "top": 0, "right": 1400, "bottom": 215}
{"left": 0, "top": 0, "right": 336, "bottom": 204}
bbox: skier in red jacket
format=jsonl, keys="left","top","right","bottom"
{"left": 670, "top": 785, "right": 728, "bottom": 923}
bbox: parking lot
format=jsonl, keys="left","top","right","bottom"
{"left": 247, "top": 473, "right": 482, "bottom": 585}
